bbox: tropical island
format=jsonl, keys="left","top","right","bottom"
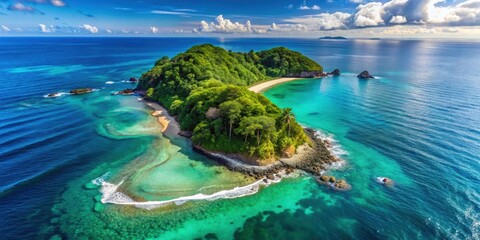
{"left": 318, "top": 36, "right": 347, "bottom": 40}
{"left": 136, "top": 44, "right": 340, "bottom": 179}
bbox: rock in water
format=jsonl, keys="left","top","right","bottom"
{"left": 70, "top": 88, "right": 93, "bottom": 95}
{"left": 357, "top": 71, "right": 374, "bottom": 79}
{"left": 334, "top": 180, "right": 348, "bottom": 189}
{"left": 329, "top": 69, "right": 341, "bottom": 76}
{"left": 117, "top": 88, "right": 135, "bottom": 95}
{"left": 129, "top": 77, "right": 138, "bottom": 83}
{"left": 329, "top": 176, "right": 336, "bottom": 183}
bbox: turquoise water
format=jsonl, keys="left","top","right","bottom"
{"left": 0, "top": 38, "right": 478, "bottom": 239}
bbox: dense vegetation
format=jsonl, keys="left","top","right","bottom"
{"left": 138, "top": 44, "right": 322, "bottom": 164}
{"left": 180, "top": 80, "right": 308, "bottom": 164}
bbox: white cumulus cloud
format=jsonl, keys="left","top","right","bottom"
{"left": 299, "top": 1, "right": 321, "bottom": 10}
{"left": 1, "top": 25, "right": 10, "bottom": 32}
{"left": 285, "top": 12, "right": 352, "bottom": 30}
{"left": 191, "top": 0, "right": 480, "bottom": 37}
{"left": 80, "top": 24, "right": 98, "bottom": 33}
{"left": 39, "top": 24, "right": 53, "bottom": 33}
{"left": 285, "top": 0, "right": 480, "bottom": 31}
{"left": 390, "top": 15, "right": 407, "bottom": 24}
{"left": 353, "top": 2, "right": 385, "bottom": 27}
{"left": 150, "top": 26, "right": 159, "bottom": 33}
{"left": 268, "top": 23, "right": 309, "bottom": 32}
{"left": 196, "top": 15, "right": 256, "bottom": 33}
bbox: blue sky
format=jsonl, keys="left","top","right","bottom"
{"left": 0, "top": 0, "right": 479, "bottom": 38}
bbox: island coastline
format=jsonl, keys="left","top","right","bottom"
{"left": 137, "top": 78, "right": 341, "bottom": 180}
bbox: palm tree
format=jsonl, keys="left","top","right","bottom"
{"left": 281, "top": 108, "right": 294, "bottom": 136}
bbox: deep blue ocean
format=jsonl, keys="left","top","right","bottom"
{"left": 0, "top": 37, "right": 478, "bottom": 239}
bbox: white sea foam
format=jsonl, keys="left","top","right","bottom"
{"left": 314, "top": 130, "right": 348, "bottom": 157}
{"left": 43, "top": 92, "right": 69, "bottom": 98}
{"left": 92, "top": 172, "right": 111, "bottom": 186}
{"left": 96, "top": 171, "right": 287, "bottom": 210}
{"left": 105, "top": 81, "right": 115, "bottom": 84}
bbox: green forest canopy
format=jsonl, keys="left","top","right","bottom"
{"left": 137, "top": 44, "right": 322, "bottom": 163}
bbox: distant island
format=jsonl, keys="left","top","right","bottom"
{"left": 319, "top": 36, "right": 347, "bottom": 40}
{"left": 137, "top": 44, "right": 339, "bottom": 178}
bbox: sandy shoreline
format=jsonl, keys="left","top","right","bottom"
{"left": 144, "top": 100, "right": 181, "bottom": 137}
{"left": 248, "top": 77, "right": 303, "bottom": 93}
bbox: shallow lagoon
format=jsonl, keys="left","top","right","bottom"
{"left": 0, "top": 38, "right": 478, "bottom": 239}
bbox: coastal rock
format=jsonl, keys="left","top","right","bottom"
{"left": 333, "top": 179, "right": 351, "bottom": 191}
{"left": 357, "top": 71, "right": 374, "bottom": 79}
{"left": 320, "top": 175, "right": 329, "bottom": 182}
{"left": 329, "top": 176, "right": 336, "bottom": 183}
{"left": 191, "top": 127, "right": 338, "bottom": 179}
{"left": 329, "top": 69, "right": 341, "bottom": 76}
{"left": 178, "top": 131, "right": 193, "bottom": 138}
{"left": 266, "top": 174, "right": 275, "bottom": 180}
{"left": 129, "top": 77, "right": 138, "bottom": 83}
{"left": 281, "top": 145, "right": 295, "bottom": 158}
{"left": 116, "top": 88, "right": 135, "bottom": 95}
{"left": 70, "top": 88, "right": 93, "bottom": 95}
{"left": 47, "top": 92, "right": 61, "bottom": 98}
{"left": 334, "top": 180, "right": 348, "bottom": 189}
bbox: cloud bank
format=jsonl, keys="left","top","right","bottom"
{"left": 194, "top": 0, "right": 480, "bottom": 35}
{"left": 287, "top": 0, "right": 480, "bottom": 30}
{"left": 194, "top": 15, "right": 258, "bottom": 33}
{"left": 80, "top": 24, "right": 98, "bottom": 33}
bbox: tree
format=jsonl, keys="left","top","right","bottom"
{"left": 235, "top": 118, "right": 260, "bottom": 143}
{"left": 281, "top": 108, "right": 294, "bottom": 136}
{"left": 219, "top": 101, "right": 243, "bottom": 140}
{"left": 236, "top": 116, "right": 275, "bottom": 146}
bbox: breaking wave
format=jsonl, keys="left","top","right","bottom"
{"left": 92, "top": 172, "right": 285, "bottom": 210}
{"left": 43, "top": 92, "right": 69, "bottom": 98}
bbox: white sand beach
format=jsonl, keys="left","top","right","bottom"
{"left": 248, "top": 78, "right": 302, "bottom": 93}
{"left": 144, "top": 101, "right": 181, "bottom": 136}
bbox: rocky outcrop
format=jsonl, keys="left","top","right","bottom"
{"left": 192, "top": 144, "right": 286, "bottom": 179}
{"left": 179, "top": 131, "right": 193, "bottom": 138}
{"left": 129, "top": 77, "right": 138, "bottom": 83}
{"left": 70, "top": 88, "right": 93, "bottom": 95}
{"left": 284, "top": 128, "right": 338, "bottom": 175}
{"left": 116, "top": 88, "right": 135, "bottom": 95}
{"left": 357, "top": 71, "right": 374, "bottom": 79}
{"left": 317, "top": 175, "right": 351, "bottom": 191}
{"left": 329, "top": 69, "right": 341, "bottom": 76}
{"left": 47, "top": 92, "right": 61, "bottom": 98}
{"left": 192, "top": 127, "right": 339, "bottom": 179}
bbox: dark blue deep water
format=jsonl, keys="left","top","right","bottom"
{"left": 0, "top": 37, "right": 478, "bottom": 239}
